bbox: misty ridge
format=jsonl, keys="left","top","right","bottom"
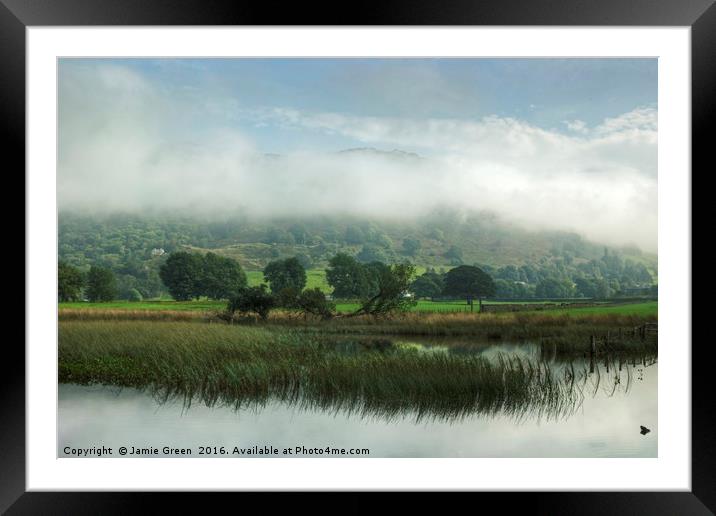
{"left": 59, "top": 62, "right": 657, "bottom": 253}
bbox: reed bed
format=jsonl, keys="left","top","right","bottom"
{"left": 59, "top": 308, "right": 206, "bottom": 322}
{"left": 59, "top": 321, "right": 654, "bottom": 422}
{"left": 59, "top": 307, "right": 657, "bottom": 343}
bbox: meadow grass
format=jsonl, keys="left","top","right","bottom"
{"left": 59, "top": 321, "right": 650, "bottom": 422}
{"left": 59, "top": 300, "right": 227, "bottom": 311}
{"left": 245, "top": 269, "right": 330, "bottom": 291}
{"left": 60, "top": 298, "right": 657, "bottom": 318}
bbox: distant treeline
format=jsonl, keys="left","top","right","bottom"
{"left": 60, "top": 246, "right": 656, "bottom": 317}
{"left": 60, "top": 252, "right": 499, "bottom": 319}
{"left": 58, "top": 212, "right": 656, "bottom": 301}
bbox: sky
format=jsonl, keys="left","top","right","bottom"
{"left": 58, "top": 58, "right": 658, "bottom": 251}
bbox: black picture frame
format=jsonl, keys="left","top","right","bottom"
{"left": 6, "top": 0, "right": 709, "bottom": 512}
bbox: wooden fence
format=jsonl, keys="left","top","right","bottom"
{"left": 589, "top": 323, "right": 658, "bottom": 356}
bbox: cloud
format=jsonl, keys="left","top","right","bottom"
{"left": 563, "top": 119, "right": 587, "bottom": 133}
{"left": 58, "top": 63, "right": 657, "bottom": 252}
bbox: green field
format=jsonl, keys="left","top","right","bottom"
{"left": 245, "top": 267, "right": 430, "bottom": 292}
{"left": 245, "top": 269, "right": 331, "bottom": 291}
{"left": 59, "top": 300, "right": 227, "bottom": 311}
{"left": 59, "top": 299, "right": 657, "bottom": 318}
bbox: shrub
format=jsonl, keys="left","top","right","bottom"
{"left": 297, "top": 288, "right": 335, "bottom": 319}
{"left": 275, "top": 287, "right": 300, "bottom": 309}
{"left": 227, "top": 286, "right": 275, "bottom": 320}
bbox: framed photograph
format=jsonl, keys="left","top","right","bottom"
{"left": 8, "top": 0, "right": 710, "bottom": 511}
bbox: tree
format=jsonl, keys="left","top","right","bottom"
{"left": 264, "top": 227, "right": 295, "bottom": 244}
{"left": 85, "top": 265, "right": 118, "bottom": 302}
{"left": 356, "top": 244, "right": 389, "bottom": 264}
{"left": 58, "top": 262, "right": 84, "bottom": 301}
{"left": 227, "top": 285, "right": 275, "bottom": 320}
{"left": 294, "top": 252, "right": 313, "bottom": 270}
{"left": 354, "top": 262, "right": 417, "bottom": 317}
{"left": 159, "top": 251, "right": 203, "bottom": 301}
{"left": 371, "top": 232, "right": 393, "bottom": 249}
{"left": 263, "top": 257, "right": 307, "bottom": 294}
{"left": 496, "top": 265, "right": 521, "bottom": 282}
{"left": 410, "top": 271, "right": 443, "bottom": 299}
{"left": 574, "top": 277, "right": 596, "bottom": 298}
{"left": 275, "top": 287, "right": 301, "bottom": 309}
{"left": 535, "top": 277, "right": 574, "bottom": 298}
{"left": 427, "top": 227, "right": 444, "bottom": 241}
{"left": 345, "top": 225, "right": 365, "bottom": 244}
{"left": 495, "top": 279, "right": 516, "bottom": 298}
{"left": 402, "top": 238, "right": 422, "bottom": 256}
{"left": 593, "top": 279, "right": 612, "bottom": 299}
{"left": 297, "top": 288, "right": 335, "bottom": 319}
{"left": 326, "top": 253, "right": 369, "bottom": 298}
{"left": 444, "top": 245, "right": 464, "bottom": 265}
{"left": 288, "top": 223, "right": 309, "bottom": 245}
{"left": 443, "top": 265, "right": 496, "bottom": 311}
{"left": 127, "top": 288, "right": 143, "bottom": 302}
{"left": 201, "top": 252, "right": 247, "bottom": 300}
{"left": 362, "top": 261, "right": 391, "bottom": 296}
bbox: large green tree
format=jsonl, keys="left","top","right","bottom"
{"left": 159, "top": 251, "right": 203, "bottom": 301}
{"left": 443, "top": 265, "right": 496, "bottom": 311}
{"left": 410, "top": 270, "right": 444, "bottom": 299}
{"left": 85, "top": 265, "right": 118, "bottom": 302}
{"left": 354, "top": 262, "right": 417, "bottom": 316}
{"left": 201, "top": 252, "right": 247, "bottom": 300}
{"left": 58, "top": 262, "right": 84, "bottom": 302}
{"left": 325, "top": 253, "right": 369, "bottom": 298}
{"left": 263, "top": 257, "right": 307, "bottom": 294}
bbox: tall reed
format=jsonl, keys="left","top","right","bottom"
{"left": 59, "top": 321, "right": 656, "bottom": 423}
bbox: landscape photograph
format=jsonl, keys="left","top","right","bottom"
{"left": 57, "top": 57, "right": 658, "bottom": 458}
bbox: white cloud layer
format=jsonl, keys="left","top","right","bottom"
{"left": 58, "top": 64, "right": 657, "bottom": 251}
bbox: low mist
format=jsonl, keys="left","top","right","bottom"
{"left": 58, "top": 62, "right": 657, "bottom": 252}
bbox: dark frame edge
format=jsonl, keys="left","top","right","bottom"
{"left": 691, "top": 1, "right": 716, "bottom": 513}
{"left": 6, "top": 0, "right": 712, "bottom": 513}
{"left": 1, "top": 0, "right": 26, "bottom": 514}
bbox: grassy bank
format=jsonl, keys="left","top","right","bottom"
{"left": 59, "top": 321, "right": 651, "bottom": 421}
{"left": 58, "top": 303, "right": 657, "bottom": 343}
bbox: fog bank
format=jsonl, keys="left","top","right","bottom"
{"left": 58, "top": 63, "right": 657, "bottom": 251}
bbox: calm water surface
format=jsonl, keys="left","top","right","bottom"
{"left": 59, "top": 339, "right": 657, "bottom": 458}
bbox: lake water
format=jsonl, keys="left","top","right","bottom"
{"left": 58, "top": 340, "right": 657, "bottom": 458}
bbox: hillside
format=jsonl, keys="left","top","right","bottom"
{"left": 58, "top": 209, "right": 657, "bottom": 300}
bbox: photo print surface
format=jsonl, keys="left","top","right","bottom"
{"left": 58, "top": 58, "right": 657, "bottom": 458}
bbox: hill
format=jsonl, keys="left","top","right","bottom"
{"left": 58, "top": 209, "right": 657, "bottom": 300}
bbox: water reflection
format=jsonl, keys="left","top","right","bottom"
{"left": 58, "top": 357, "right": 658, "bottom": 458}
{"left": 58, "top": 338, "right": 657, "bottom": 457}
{"left": 85, "top": 337, "right": 657, "bottom": 425}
